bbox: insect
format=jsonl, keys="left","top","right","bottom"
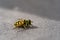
{"left": 14, "top": 19, "right": 32, "bottom": 29}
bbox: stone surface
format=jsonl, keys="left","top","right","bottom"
{"left": 0, "top": 9, "right": 60, "bottom": 40}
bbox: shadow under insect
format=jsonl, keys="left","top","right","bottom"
{"left": 14, "top": 25, "right": 38, "bottom": 32}
{"left": 26, "top": 25, "right": 38, "bottom": 29}
{"left": 17, "top": 25, "right": 38, "bottom": 30}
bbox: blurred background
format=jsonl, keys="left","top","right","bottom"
{"left": 0, "top": 0, "right": 60, "bottom": 21}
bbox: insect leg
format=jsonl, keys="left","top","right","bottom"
{"left": 23, "top": 25, "right": 27, "bottom": 29}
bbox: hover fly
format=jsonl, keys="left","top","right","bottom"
{"left": 14, "top": 19, "right": 32, "bottom": 29}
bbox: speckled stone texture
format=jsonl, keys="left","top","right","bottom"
{"left": 0, "top": 9, "right": 60, "bottom": 40}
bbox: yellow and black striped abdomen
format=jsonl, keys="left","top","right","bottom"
{"left": 14, "top": 20, "right": 24, "bottom": 28}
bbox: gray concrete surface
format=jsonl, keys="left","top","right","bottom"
{"left": 0, "top": 0, "right": 60, "bottom": 40}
